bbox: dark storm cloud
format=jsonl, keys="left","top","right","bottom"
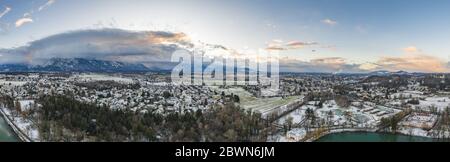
{"left": 0, "top": 28, "right": 190, "bottom": 65}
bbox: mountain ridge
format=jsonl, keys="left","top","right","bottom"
{"left": 0, "top": 58, "right": 440, "bottom": 74}
{"left": 0, "top": 58, "right": 152, "bottom": 72}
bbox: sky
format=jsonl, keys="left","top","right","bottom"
{"left": 0, "top": 0, "right": 450, "bottom": 73}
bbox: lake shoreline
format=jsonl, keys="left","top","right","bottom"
{"left": 313, "top": 129, "right": 450, "bottom": 142}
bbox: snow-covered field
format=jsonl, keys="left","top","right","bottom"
{"left": 241, "top": 96, "right": 302, "bottom": 116}
{"left": 279, "top": 100, "right": 399, "bottom": 128}
{"left": 270, "top": 97, "right": 450, "bottom": 141}
{"left": 0, "top": 80, "right": 27, "bottom": 86}
{"left": 416, "top": 96, "right": 450, "bottom": 111}
{"left": 208, "top": 86, "right": 303, "bottom": 116}
{"left": 271, "top": 100, "right": 402, "bottom": 142}
{"left": 0, "top": 107, "right": 39, "bottom": 141}
{"left": 271, "top": 128, "right": 307, "bottom": 142}
{"left": 400, "top": 113, "right": 437, "bottom": 129}
{"left": 394, "top": 112, "right": 445, "bottom": 138}
{"left": 71, "top": 74, "right": 134, "bottom": 84}
{"left": 390, "top": 91, "right": 423, "bottom": 99}
{"left": 397, "top": 127, "right": 431, "bottom": 138}
{"left": 19, "top": 100, "right": 35, "bottom": 112}
{"left": 387, "top": 90, "right": 450, "bottom": 112}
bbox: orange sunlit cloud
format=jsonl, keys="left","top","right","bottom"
{"left": 377, "top": 53, "right": 448, "bottom": 73}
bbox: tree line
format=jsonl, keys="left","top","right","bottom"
{"left": 35, "top": 95, "right": 267, "bottom": 142}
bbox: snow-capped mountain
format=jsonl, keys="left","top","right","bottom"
{"left": 392, "top": 70, "right": 411, "bottom": 76}
{"left": 0, "top": 58, "right": 151, "bottom": 72}
{"left": 368, "top": 70, "right": 411, "bottom": 76}
{"left": 368, "top": 70, "right": 391, "bottom": 76}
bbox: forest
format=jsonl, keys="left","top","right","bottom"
{"left": 33, "top": 95, "right": 268, "bottom": 142}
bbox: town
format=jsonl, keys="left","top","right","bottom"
{"left": 0, "top": 72, "right": 449, "bottom": 142}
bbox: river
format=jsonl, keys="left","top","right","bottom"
{"left": 316, "top": 132, "right": 449, "bottom": 142}
{"left": 0, "top": 115, "right": 19, "bottom": 142}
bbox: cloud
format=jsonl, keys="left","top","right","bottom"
{"left": 266, "top": 46, "right": 286, "bottom": 51}
{"left": 402, "top": 46, "right": 419, "bottom": 53}
{"left": 358, "top": 62, "right": 379, "bottom": 71}
{"left": 39, "top": 0, "right": 56, "bottom": 11}
{"left": 321, "top": 19, "right": 337, "bottom": 26}
{"left": 279, "top": 52, "right": 450, "bottom": 73}
{"left": 272, "top": 39, "right": 283, "bottom": 43}
{"left": 146, "top": 32, "right": 188, "bottom": 44}
{"left": 266, "top": 39, "right": 285, "bottom": 51}
{"left": 320, "top": 45, "right": 337, "bottom": 51}
{"left": 12, "top": 0, "right": 56, "bottom": 29}
{"left": 266, "top": 40, "right": 319, "bottom": 51}
{"left": 286, "top": 41, "right": 319, "bottom": 49}
{"left": 0, "top": 6, "right": 11, "bottom": 19}
{"left": 376, "top": 53, "right": 447, "bottom": 73}
{"left": 310, "top": 57, "right": 348, "bottom": 71}
{"left": 361, "top": 46, "right": 449, "bottom": 73}
{"left": 0, "top": 28, "right": 191, "bottom": 65}
{"left": 279, "top": 57, "right": 365, "bottom": 73}
{"left": 0, "top": 6, "right": 11, "bottom": 33}
{"left": 1, "top": 28, "right": 448, "bottom": 73}
{"left": 15, "top": 18, "right": 33, "bottom": 27}
{"left": 311, "top": 57, "right": 345, "bottom": 65}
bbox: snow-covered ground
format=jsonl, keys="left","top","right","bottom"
{"left": 71, "top": 74, "right": 134, "bottom": 84}
{"left": 270, "top": 128, "right": 308, "bottom": 142}
{"left": 395, "top": 112, "right": 449, "bottom": 138}
{"left": 0, "top": 80, "right": 27, "bottom": 86}
{"left": 397, "top": 127, "right": 431, "bottom": 138}
{"left": 279, "top": 100, "right": 399, "bottom": 128}
{"left": 390, "top": 91, "right": 423, "bottom": 99}
{"left": 416, "top": 96, "right": 450, "bottom": 112}
{"left": 242, "top": 96, "right": 302, "bottom": 117}
{"left": 19, "top": 100, "right": 35, "bottom": 112}
{"left": 270, "top": 99, "right": 450, "bottom": 141}
{"left": 388, "top": 90, "right": 450, "bottom": 112}
{"left": 399, "top": 113, "right": 437, "bottom": 129}
{"left": 209, "top": 86, "right": 304, "bottom": 117}
{"left": 271, "top": 100, "right": 401, "bottom": 142}
{"left": 0, "top": 107, "right": 39, "bottom": 141}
